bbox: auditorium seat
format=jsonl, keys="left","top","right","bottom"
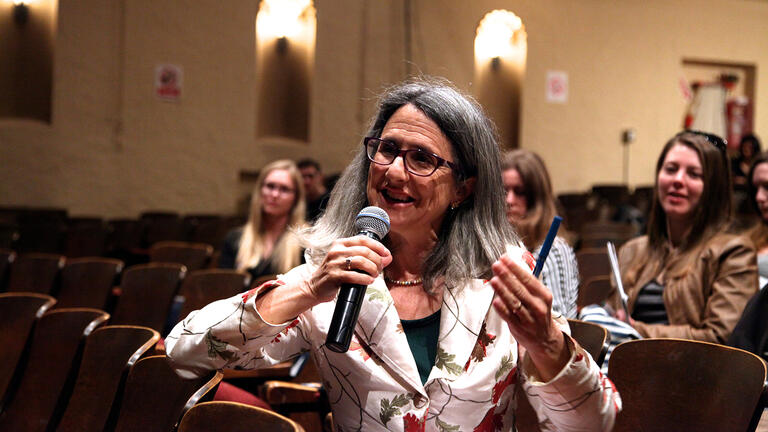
{"left": 55, "top": 257, "right": 124, "bottom": 309}
{"left": 0, "top": 248, "right": 15, "bottom": 291}
{"left": 575, "top": 248, "right": 611, "bottom": 282}
{"left": 64, "top": 217, "right": 108, "bottom": 258}
{"left": 183, "top": 214, "right": 227, "bottom": 248}
{"left": 15, "top": 207, "right": 67, "bottom": 254}
{"left": 0, "top": 222, "right": 18, "bottom": 250}
{"left": 149, "top": 241, "right": 214, "bottom": 271}
{"left": 55, "top": 325, "right": 160, "bottom": 432}
{"left": 0, "top": 308, "right": 109, "bottom": 432}
{"left": 0, "top": 292, "right": 56, "bottom": 408}
{"left": 6, "top": 252, "right": 65, "bottom": 295}
{"left": 608, "top": 338, "right": 767, "bottom": 432}
{"left": 578, "top": 221, "right": 636, "bottom": 250}
{"left": 140, "top": 211, "right": 184, "bottom": 247}
{"left": 110, "top": 263, "right": 186, "bottom": 333}
{"left": 177, "top": 269, "right": 251, "bottom": 320}
{"left": 178, "top": 401, "right": 305, "bottom": 432}
{"left": 577, "top": 275, "right": 613, "bottom": 309}
{"left": 112, "top": 355, "right": 222, "bottom": 432}
{"left": 567, "top": 318, "right": 609, "bottom": 366}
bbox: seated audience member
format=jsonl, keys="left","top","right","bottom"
{"left": 731, "top": 133, "right": 762, "bottom": 187}
{"left": 606, "top": 130, "right": 757, "bottom": 343}
{"left": 745, "top": 152, "right": 768, "bottom": 287}
{"left": 297, "top": 158, "right": 330, "bottom": 222}
{"left": 167, "top": 78, "right": 620, "bottom": 431}
{"left": 219, "top": 159, "right": 306, "bottom": 280}
{"left": 502, "top": 149, "right": 579, "bottom": 318}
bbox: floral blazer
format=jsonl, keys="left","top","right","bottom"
{"left": 166, "top": 247, "right": 620, "bottom": 431}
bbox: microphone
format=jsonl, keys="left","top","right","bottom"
{"left": 325, "top": 206, "right": 390, "bottom": 353}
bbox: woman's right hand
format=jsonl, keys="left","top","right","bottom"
{"left": 303, "top": 236, "right": 392, "bottom": 304}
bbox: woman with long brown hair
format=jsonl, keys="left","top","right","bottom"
{"left": 502, "top": 149, "right": 579, "bottom": 318}
{"left": 609, "top": 130, "right": 757, "bottom": 342}
{"left": 746, "top": 151, "right": 768, "bottom": 287}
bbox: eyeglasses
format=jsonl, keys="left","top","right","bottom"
{"left": 363, "top": 137, "right": 461, "bottom": 177}
{"left": 262, "top": 182, "right": 295, "bottom": 195}
{"left": 679, "top": 129, "right": 728, "bottom": 153}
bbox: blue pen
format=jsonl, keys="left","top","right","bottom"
{"left": 532, "top": 216, "right": 563, "bottom": 278}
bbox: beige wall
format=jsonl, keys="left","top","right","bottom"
{"left": 1, "top": 0, "right": 767, "bottom": 217}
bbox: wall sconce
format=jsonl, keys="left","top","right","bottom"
{"left": 475, "top": 10, "right": 527, "bottom": 69}
{"left": 256, "top": 0, "right": 314, "bottom": 41}
{"left": 13, "top": 0, "right": 29, "bottom": 25}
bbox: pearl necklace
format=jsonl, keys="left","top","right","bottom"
{"left": 384, "top": 275, "right": 423, "bottom": 286}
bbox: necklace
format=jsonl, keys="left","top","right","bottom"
{"left": 384, "top": 275, "right": 423, "bottom": 286}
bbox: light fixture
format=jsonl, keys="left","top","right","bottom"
{"left": 13, "top": 0, "right": 29, "bottom": 25}
{"left": 256, "top": 0, "right": 314, "bottom": 40}
{"left": 475, "top": 10, "right": 527, "bottom": 67}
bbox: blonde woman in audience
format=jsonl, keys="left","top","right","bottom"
{"left": 747, "top": 152, "right": 768, "bottom": 287}
{"left": 502, "top": 149, "right": 579, "bottom": 318}
{"left": 608, "top": 130, "right": 757, "bottom": 343}
{"left": 219, "top": 159, "right": 306, "bottom": 279}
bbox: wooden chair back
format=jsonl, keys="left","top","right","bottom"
{"left": 578, "top": 221, "right": 636, "bottom": 249}
{"left": 0, "top": 292, "right": 56, "bottom": 407}
{"left": 0, "top": 308, "right": 109, "bottom": 432}
{"left": 575, "top": 248, "right": 611, "bottom": 281}
{"left": 56, "top": 257, "right": 124, "bottom": 309}
{"left": 55, "top": 325, "right": 159, "bottom": 432}
{"left": 149, "top": 241, "right": 214, "bottom": 271}
{"left": 107, "top": 218, "right": 143, "bottom": 254}
{"left": 0, "top": 248, "right": 15, "bottom": 291}
{"left": 178, "top": 269, "right": 250, "bottom": 320}
{"left": 591, "top": 184, "right": 630, "bottom": 207}
{"left": 577, "top": 275, "right": 613, "bottom": 309}
{"left": 112, "top": 355, "right": 222, "bottom": 432}
{"left": 178, "top": 401, "right": 305, "bottom": 432}
{"left": 110, "top": 263, "right": 186, "bottom": 332}
{"left": 260, "top": 380, "right": 326, "bottom": 432}
{"left": 183, "top": 215, "right": 227, "bottom": 247}
{"left": 140, "top": 211, "right": 184, "bottom": 247}
{"left": 324, "top": 412, "right": 334, "bottom": 432}
{"left": 6, "top": 252, "right": 65, "bottom": 294}
{"left": 567, "top": 319, "right": 609, "bottom": 366}
{"left": 608, "top": 338, "right": 767, "bottom": 432}
{"left": 64, "top": 217, "right": 108, "bottom": 258}
{"left": 0, "top": 222, "right": 19, "bottom": 250}
{"left": 15, "top": 208, "right": 67, "bottom": 254}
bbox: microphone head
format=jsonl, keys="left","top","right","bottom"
{"left": 355, "top": 206, "right": 390, "bottom": 240}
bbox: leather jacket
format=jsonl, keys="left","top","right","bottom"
{"left": 609, "top": 233, "right": 758, "bottom": 343}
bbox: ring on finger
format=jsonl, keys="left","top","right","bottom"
{"left": 345, "top": 258, "right": 352, "bottom": 271}
{"left": 511, "top": 300, "right": 523, "bottom": 312}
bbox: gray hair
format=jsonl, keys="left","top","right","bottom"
{"left": 300, "top": 77, "right": 519, "bottom": 291}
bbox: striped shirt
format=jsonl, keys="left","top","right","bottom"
{"left": 536, "top": 236, "right": 579, "bottom": 319}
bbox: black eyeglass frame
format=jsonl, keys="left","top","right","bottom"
{"left": 678, "top": 129, "right": 728, "bottom": 153}
{"left": 363, "top": 137, "right": 463, "bottom": 177}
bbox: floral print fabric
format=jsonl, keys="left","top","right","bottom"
{"left": 166, "top": 245, "right": 620, "bottom": 431}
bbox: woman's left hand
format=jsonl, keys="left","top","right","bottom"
{"left": 490, "top": 253, "right": 570, "bottom": 381}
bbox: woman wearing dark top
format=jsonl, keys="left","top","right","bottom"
{"left": 219, "top": 159, "right": 307, "bottom": 279}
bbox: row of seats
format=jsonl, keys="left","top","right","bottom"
{"left": 0, "top": 248, "right": 251, "bottom": 334}
{"left": 0, "top": 207, "right": 244, "bottom": 257}
{"left": 0, "top": 296, "right": 222, "bottom": 432}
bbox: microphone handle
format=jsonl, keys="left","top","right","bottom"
{"left": 325, "top": 231, "right": 380, "bottom": 353}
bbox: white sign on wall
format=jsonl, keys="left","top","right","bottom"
{"left": 546, "top": 70, "right": 568, "bottom": 104}
{"left": 155, "top": 64, "right": 183, "bottom": 101}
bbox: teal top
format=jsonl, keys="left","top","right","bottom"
{"left": 401, "top": 310, "right": 441, "bottom": 385}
